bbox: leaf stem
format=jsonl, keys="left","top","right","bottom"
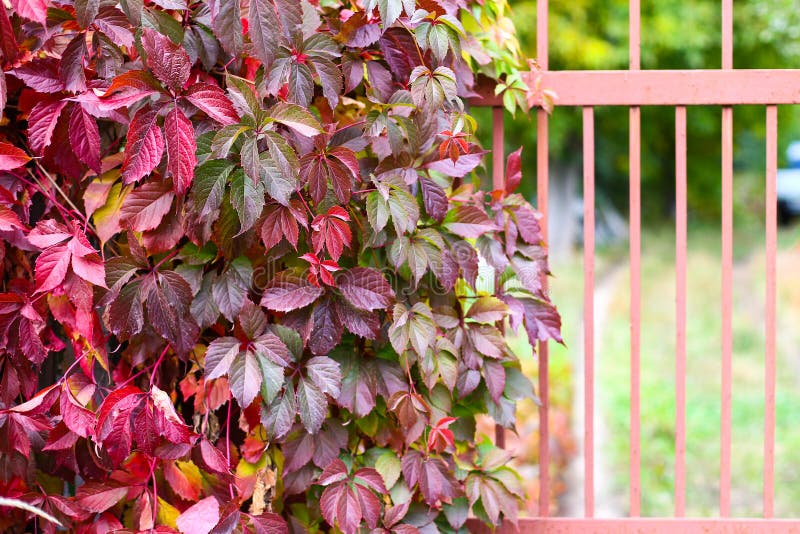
{"left": 151, "top": 249, "right": 180, "bottom": 272}
{"left": 32, "top": 160, "right": 98, "bottom": 237}
{"left": 149, "top": 345, "right": 171, "bottom": 386}
{"left": 397, "top": 19, "right": 427, "bottom": 67}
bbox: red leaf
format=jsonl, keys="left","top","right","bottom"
{"left": 0, "top": 8, "right": 17, "bottom": 63}
{"left": 76, "top": 482, "right": 128, "bottom": 513}
{"left": 68, "top": 232, "right": 106, "bottom": 287}
{"left": 150, "top": 385, "right": 193, "bottom": 444}
{"left": 184, "top": 83, "right": 239, "bottom": 125}
{"left": 353, "top": 467, "right": 386, "bottom": 494}
{"left": 100, "top": 70, "right": 162, "bottom": 109}
{"left": 318, "top": 458, "right": 348, "bottom": 486}
{"left": 296, "top": 376, "right": 326, "bottom": 434}
{"left": 164, "top": 106, "right": 197, "bottom": 194}
{"left": 28, "top": 99, "right": 68, "bottom": 155}
{"left": 120, "top": 179, "right": 175, "bottom": 232}
{"left": 0, "top": 142, "right": 31, "bottom": 170}
{"left": 59, "top": 384, "right": 94, "bottom": 438}
{"left": 121, "top": 107, "right": 165, "bottom": 184}
{"left": 34, "top": 244, "right": 70, "bottom": 293}
{"left": 353, "top": 483, "right": 381, "bottom": 529}
{"left": 520, "top": 297, "right": 563, "bottom": 344}
{"left": 443, "top": 205, "right": 497, "bottom": 238}
{"left": 69, "top": 105, "right": 102, "bottom": 173}
{"left": 308, "top": 296, "right": 343, "bottom": 355}
{"left": 141, "top": 29, "right": 191, "bottom": 92}
{"left": 310, "top": 206, "right": 351, "bottom": 261}
{"left": 93, "top": 7, "right": 134, "bottom": 49}
{"left": 28, "top": 219, "right": 72, "bottom": 248}
{"left": 176, "top": 496, "right": 220, "bottom": 534}
{"left": 260, "top": 200, "right": 306, "bottom": 250}
{"left": 10, "top": 0, "right": 48, "bottom": 23}
{"left": 248, "top": 0, "right": 282, "bottom": 70}
{"left": 60, "top": 33, "right": 88, "bottom": 93}
{"left": 199, "top": 437, "right": 230, "bottom": 474}
{"left": 427, "top": 417, "right": 456, "bottom": 453}
{"left": 43, "top": 421, "right": 79, "bottom": 451}
{"left": 163, "top": 461, "right": 201, "bottom": 501}
{"left": 504, "top": 147, "right": 523, "bottom": 195}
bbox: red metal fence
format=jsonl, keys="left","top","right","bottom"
{"left": 470, "top": 0, "right": 800, "bottom": 531}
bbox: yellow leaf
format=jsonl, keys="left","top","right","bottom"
{"left": 157, "top": 497, "right": 180, "bottom": 528}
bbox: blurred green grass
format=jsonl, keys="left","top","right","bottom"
{"left": 591, "top": 221, "right": 800, "bottom": 517}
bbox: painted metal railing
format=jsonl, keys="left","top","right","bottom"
{"left": 469, "top": 0, "right": 800, "bottom": 530}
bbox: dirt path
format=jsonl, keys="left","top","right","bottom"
{"left": 559, "top": 261, "right": 627, "bottom": 517}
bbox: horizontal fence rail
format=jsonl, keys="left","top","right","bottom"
{"left": 473, "top": 70, "right": 800, "bottom": 107}
{"left": 466, "top": 518, "right": 800, "bottom": 533}
{"left": 472, "top": 0, "right": 795, "bottom": 530}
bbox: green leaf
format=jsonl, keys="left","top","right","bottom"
{"left": 210, "top": 124, "right": 249, "bottom": 159}
{"left": 388, "top": 302, "right": 435, "bottom": 356}
{"left": 191, "top": 160, "right": 234, "bottom": 218}
{"left": 229, "top": 168, "right": 265, "bottom": 234}
{"left": 267, "top": 102, "right": 322, "bottom": 137}
{"left": 296, "top": 377, "right": 326, "bottom": 434}
{"left": 226, "top": 75, "right": 262, "bottom": 122}
{"left": 375, "top": 451, "right": 402, "bottom": 489}
{"left": 256, "top": 352, "right": 285, "bottom": 405}
{"left": 366, "top": 191, "right": 389, "bottom": 233}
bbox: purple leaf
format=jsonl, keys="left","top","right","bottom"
{"left": 443, "top": 205, "right": 497, "bottom": 238}
{"left": 60, "top": 33, "right": 88, "bottom": 92}
{"left": 335, "top": 267, "right": 395, "bottom": 311}
{"left": 260, "top": 272, "right": 324, "bottom": 312}
{"left": 12, "top": 58, "right": 64, "bottom": 93}
{"left": 141, "top": 28, "right": 191, "bottom": 91}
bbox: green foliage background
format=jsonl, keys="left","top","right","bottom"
{"left": 488, "top": 0, "right": 800, "bottom": 222}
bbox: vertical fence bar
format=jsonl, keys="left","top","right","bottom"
{"left": 492, "top": 106, "right": 506, "bottom": 450}
{"left": 720, "top": 104, "right": 734, "bottom": 518}
{"left": 720, "top": 0, "right": 734, "bottom": 517}
{"left": 492, "top": 107, "right": 505, "bottom": 191}
{"left": 536, "top": 0, "right": 551, "bottom": 518}
{"left": 583, "top": 106, "right": 596, "bottom": 518}
{"left": 764, "top": 105, "right": 778, "bottom": 518}
{"left": 722, "top": 0, "right": 733, "bottom": 70}
{"left": 628, "top": 0, "right": 642, "bottom": 517}
{"left": 675, "top": 106, "right": 688, "bottom": 517}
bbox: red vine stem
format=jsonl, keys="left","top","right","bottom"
{"left": 226, "top": 401, "right": 235, "bottom": 499}
{"left": 149, "top": 345, "right": 171, "bottom": 386}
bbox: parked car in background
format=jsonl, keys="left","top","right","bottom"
{"left": 778, "top": 141, "right": 800, "bottom": 224}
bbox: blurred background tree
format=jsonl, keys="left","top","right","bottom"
{"left": 476, "top": 0, "right": 800, "bottom": 255}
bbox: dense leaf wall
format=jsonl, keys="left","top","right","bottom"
{"left": 0, "top": 0, "right": 560, "bottom": 532}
